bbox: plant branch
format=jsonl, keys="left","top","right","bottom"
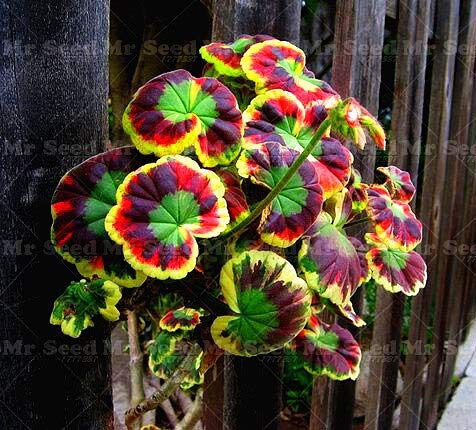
{"left": 344, "top": 216, "right": 370, "bottom": 229}
{"left": 125, "top": 343, "right": 202, "bottom": 429}
{"left": 220, "top": 117, "right": 331, "bottom": 239}
{"left": 127, "top": 310, "right": 146, "bottom": 430}
{"left": 175, "top": 389, "right": 204, "bottom": 430}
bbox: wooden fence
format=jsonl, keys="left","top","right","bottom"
{"left": 309, "top": 0, "right": 476, "bottom": 429}
{"left": 208, "top": 1, "right": 476, "bottom": 429}
{"left": 1, "top": 0, "right": 475, "bottom": 429}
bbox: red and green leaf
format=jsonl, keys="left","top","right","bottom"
{"left": 298, "top": 213, "right": 361, "bottom": 305}
{"left": 290, "top": 315, "right": 361, "bottom": 380}
{"left": 50, "top": 279, "right": 122, "bottom": 338}
{"left": 199, "top": 34, "right": 274, "bottom": 77}
{"left": 160, "top": 307, "right": 201, "bottom": 332}
{"left": 366, "top": 233, "right": 427, "bottom": 295}
{"left": 215, "top": 168, "right": 250, "bottom": 229}
{"left": 377, "top": 165, "right": 416, "bottom": 203}
{"left": 51, "top": 147, "right": 152, "bottom": 287}
{"left": 123, "top": 70, "right": 243, "bottom": 167}
{"left": 242, "top": 90, "right": 352, "bottom": 198}
{"left": 105, "top": 155, "right": 230, "bottom": 280}
{"left": 329, "top": 98, "right": 386, "bottom": 150}
{"left": 347, "top": 168, "right": 368, "bottom": 213}
{"left": 241, "top": 40, "right": 338, "bottom": 105}
{"left": 211, "top": 250, "right": 311, "bottom": 356}
{"left": 366, "top": 185, "right": 422, "bottom": 252}
{"left": 237, "top": 141, "right": 323, "bottom": 247}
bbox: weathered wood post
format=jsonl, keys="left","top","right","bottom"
{"left": 209, "top": 1, "right": 302, "bottom": 429}
{"left": 0, "top": 1, "right": 112, "bottom": 428}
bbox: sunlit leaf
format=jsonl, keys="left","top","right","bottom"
{"left": 366, "top": 185, "right": 422, "bottom": 252}
{"left": 377, "top": 165, "right": 416, "bottom": 203}
{"left": 290, "top": 315, "right": 361, "bottom": 380}
{"left": 237, "top": 141, "right": 323, "bottom": 247}
{"left": 241, "top": 40, "right": 338, "bottom": 105}
{"left": 123, "top": 70, "right": 243, "bottom": 167}
{"left": 211, "top": 250, "right": 311, "bottom": 356}
{"left": 50, "top": 279, "right": 122, "bottom": 338}
{"left": 298, "top": 213, "right": 361, "bottom": 305}
{"left": 329, "top": 98, "right": 386, "bottom": 149}
{"left": 105, "top": 155, "right": 230, "bottom": 280}
{"left": 51, "top": 147, "right": 152, "bottom": 287}
{"left": 347, "top": 168, "right": 368, "bottom": 213}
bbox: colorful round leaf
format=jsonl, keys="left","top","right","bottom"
{"left": 242, "top": 90, "right": 352, "bottom": 198}
{"left": 241, "top": 40, "right": 337, "bottom": 105}
{"left": 123, "top": 70, "right": 243, "bottom": 167}
{"left": 237, "top": 141, "right": 323, "bottom": 247}
{"left": 211, "top": 250, "right": 311, "bottom": 356}
{"left": 366, "top": 185, "right": 422, "bottom": 252}
{"left": 298, "top": 213, "right": 361, "bottom": 305}
{"left": 291, "top": 315, "right": 361, "bottom": 380}
{"left": 105, "top": 155, "right": 230, "bottom": 280}
{"left": 377, "top": 165, "right": 416, "bottom": 203}
{"left": 160, "top": 307, "right": 201, "bottom": 332}
{"left": 51, "top": 147, "right": 152, "bottom": 287}
{"left": 199, "top": 34, "right": 274, "bottom": 77}
{"left": 366, "top": 234, "right": 427, "bottom": 296}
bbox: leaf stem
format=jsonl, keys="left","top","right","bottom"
{"left": 344, "top": 216, "right": 370, "bottom": 229}
{"left": 125, "top": 343, "right": 202, "bottom": 429}
{"left": 220, "top": 116, "right": 331, "bottom": 239}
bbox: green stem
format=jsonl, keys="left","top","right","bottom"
{"left": 220, "top": 116, "right": 331, "bottom": 240}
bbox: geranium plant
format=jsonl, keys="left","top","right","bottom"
{"left": 50, "top": 35, "right": 426, "bottom": 425}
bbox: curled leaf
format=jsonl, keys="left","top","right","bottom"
{"left": 51, "top": 147, "right": 151, "bottom": 287}
{"left": 291, "top": 315, "right": 361, "bottom": 380}
{"left": 50, "top": 279, "right": 122, "bottom": 338}
{"left": 237, "top": 141, "right": 323, "bottom": 247}
{"left": 211, "top": 250, "right": 311, "bottom": 356}
{"left": 299, "top": 213, "right": 361, "bottom": 305}
{"left": 347, "top": 168, "right": 368, "bottom": 213}
{"left": 160, "top": 307, "right": 201, "bottom": 332}
{"left": 366, "top": 185, "right": 422, "bottom": 252}
{"left": 105, "top": 155, "right": 229, "bottom": 280}
{"left": 329, "top": 98, "right": 386, "bottom": 150}
{"left": 123, "top": 70, "right": 243, "bottom": 167}
{"left": 377, "top": 165, "right": 416, "bottom": 203}
{"left": 241, "top": 39, "right": 338, "bottom": 105}
{"left": 336, "top": 302, "right": 366, "bottom": 327}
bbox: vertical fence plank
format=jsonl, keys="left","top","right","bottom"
{"left": 437, "top": 0, "right": 476, "bottom": 405}
{"left": 366, "top": 1, "right": 432, "bottom": 429}
{"left": 0, "top": 1, "right": 112, "bottom": 428}
{"left": 418, "top": 0, "right": 461, "bottom": 428}
{"left": 210, "top": 2, "right": 302, "bottom": 429}
{"left": 308, "top": 1, "right": 386, "bottom": 429}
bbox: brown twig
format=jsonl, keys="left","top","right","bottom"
{"left": 127, "top": 310, "right": 146, "bottom": 430}
{"left": 125, "top": 343, "right": 202, "bottom": 429}
{"left": 175, "top": 389, "right": 204, "bottom": 430}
